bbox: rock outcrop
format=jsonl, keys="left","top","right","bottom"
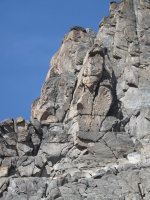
{"left": 1, "top": 0, "right": 150, "bottom": 199}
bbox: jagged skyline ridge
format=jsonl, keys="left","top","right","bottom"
{"left": 0, "top": 0, "right": 113, "bottom": 121}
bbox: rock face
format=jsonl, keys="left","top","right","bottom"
{"left": 1, "top": 0, "right": 150, "bottom": 199}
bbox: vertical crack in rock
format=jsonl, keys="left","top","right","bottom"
{"left": 133, "top": 0, "right": 141, "bottom": 67}
{"left": 62, "top": 78, "right": 78, "bottom": 123}
{"left": 138, "top": 183, "right": 145, "bottom": 199}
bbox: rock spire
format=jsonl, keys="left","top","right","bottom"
{"left": 1, "top": 0, "right": 150, "bottom": 199}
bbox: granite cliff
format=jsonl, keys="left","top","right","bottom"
{"left": 1, "top": 0, "right": 150, "bottom": 199}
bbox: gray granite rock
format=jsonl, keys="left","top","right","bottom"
{"left": 1, "top": 0, "right": 150, "bottom": 199}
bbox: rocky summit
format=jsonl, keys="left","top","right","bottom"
{"left": 1, "top": 0, "right": 150, "bottom": 199}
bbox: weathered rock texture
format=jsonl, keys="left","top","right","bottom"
{"left": 1, "top": 0, "right": 150, "bottom": 199}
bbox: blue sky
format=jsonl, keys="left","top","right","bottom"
{"left": 0, "top": 0, "right": 114, "bottom": 121}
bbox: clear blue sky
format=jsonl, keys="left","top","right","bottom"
{"left": 0, "top": 0, "right": 115, "bottom": 121}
